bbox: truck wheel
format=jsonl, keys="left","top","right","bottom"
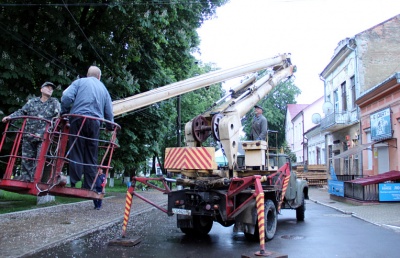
{"left": 296, "top": 194, "right": 306, "bottom": 221}
{"left": 193, "top": 215, "right": 213, "bottom": 235}
{"left": 180, "top": 216, "right": 213, "bottom": 236}
{"left": 245, "top": 199, "right": 277, "bottom": 241}
{"left": 264, "top": 199, "right": 277, "bottom": 240}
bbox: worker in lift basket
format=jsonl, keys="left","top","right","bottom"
{"left": 2, "top": 82, "right": 60, "bottom": 182}
{"left": 250, "top": 105, "right": 268, "bottom": 141}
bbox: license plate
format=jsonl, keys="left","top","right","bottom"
{"left": 172, "top": 208, "right": 191, "bottom": 216}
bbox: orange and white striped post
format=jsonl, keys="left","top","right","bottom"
{"left": 254, "top": 176, "right": 272, "bottom": 256}
{"left": 277, "top": 174, "right": 291, "bottom": 212}
{"left": 256, "top": 192, "right": 265, "bottom": 253}
{"left": 121, "top": 190, "right": 133, "bottom": 238}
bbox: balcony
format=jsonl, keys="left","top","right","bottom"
{"left": 321, "top": 109, "right": 359, "bottom": 132}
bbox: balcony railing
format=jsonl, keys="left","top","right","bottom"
{"left": 321, "top": 109, "right": 359, "bottom": 131}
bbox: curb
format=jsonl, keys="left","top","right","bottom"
{"left": 309, "top": 198, "right": 383, "bottom": 228}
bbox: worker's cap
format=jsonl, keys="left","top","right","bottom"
{"left": 41, "top": 82, "right": 55, "bottom": 89}
{"left": 254, "top": 105, "right": 264, "bottom": 110}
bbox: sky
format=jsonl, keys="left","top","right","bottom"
{"left": 195, "top": 0, "right": 400, "bottom": 104}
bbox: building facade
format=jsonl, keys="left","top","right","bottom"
{"left": 285, "top": 97, "right": 324, "bottom": 166}
{"left": 319, "top": 14, "right": 400, "bottom": 178}
{"left": 285, "top": 104, "right": 308, "bottom": 164}
{"left": 356, "top": 73, "right": 400, "bottom": 176}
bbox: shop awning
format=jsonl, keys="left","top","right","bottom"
{"left": 333, "top": 142, "right": 375, "bottom": 159}
{"left": 347, "top": 170, "right": 400, "bottom": 186}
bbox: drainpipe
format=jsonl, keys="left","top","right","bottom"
{"left": 302, "top": 111, "right": 308, "bottom": 171}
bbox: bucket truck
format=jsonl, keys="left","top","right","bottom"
{"left": 118, "top": 53, "right": 308, "bottom": 255}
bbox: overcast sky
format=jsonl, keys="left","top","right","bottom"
{"left": 195, "top": 0, "right": 400, "bottom": 104}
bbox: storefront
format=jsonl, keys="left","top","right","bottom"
{"left": 356, "top": 72, "right": 400, "bottom": 176}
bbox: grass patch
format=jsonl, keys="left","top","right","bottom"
{"left": 0, "top": 180, "right": 130, "bottom": 215}
{"left": 0, "top": 190, "right": 83, "bottom": 214}
{"left": 0, "top": 177, "right": 170, "bottom": 214}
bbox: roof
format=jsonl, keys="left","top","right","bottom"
{"left": 347, "top": 171, "right": 400, "bottom": 186}
{"left": 287, "top": 104, "right": 308, "bottom": 120}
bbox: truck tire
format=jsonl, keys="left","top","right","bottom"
{"left": 193, "top": 215, "right": 213, "bottom": 235}
{"left": 245, "top": 199, "right": 277, "bottom": 241}
{"left": 264, "top": 199, "right": 277, "bottom": 240}
{"left": 296, "top": 194, "right": 305, "bottom": 221}
{"left": 180, "top": 216, "right": 213, "bottom": 236}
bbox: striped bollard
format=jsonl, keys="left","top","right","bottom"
{"left": 255, "top": 192, "right": 266, "bottom": 256}
{"left": 121, "top": 190, "right": 133, "bottom": 238}
{"left": 277, "top": 174, "right": 291, "bottom": 212}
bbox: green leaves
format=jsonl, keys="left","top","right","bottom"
{"left": 0, "top": 0, "right": 228, "bottom": 175}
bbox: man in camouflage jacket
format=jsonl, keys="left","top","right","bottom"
{"left": 2, "top": 82, "right": 60, "bottom": 182}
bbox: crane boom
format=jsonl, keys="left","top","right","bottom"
{"left": 112, "top": 54, "right": 291, "bottom": 117}
{"left": 178, "top": 54, "right": 295, "bottom": 170}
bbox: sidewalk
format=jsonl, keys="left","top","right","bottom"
{"left": 308, "top": 186, "right": 400, "bottom": 232}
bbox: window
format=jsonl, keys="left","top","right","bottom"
{"left": 350, "top": 76, "right": 356, "bottom": 109}
{"left": 367, "top": 132, "right": 372, "bottom": 170}
{"left": 353, "top": 156, "right": 359, "bottom": 176}
{"left": 341, "top": 82, "right": 347, "bottom": 111}
{"left": 334, "top": 90, "right": 339, "bottom": 112}
{"left": 343, "top": 157, "right": 349, "bottom": 174}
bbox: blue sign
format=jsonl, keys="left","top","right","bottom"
{"left": 328, "top": 180, "right": 344, "bottom": 197}
{"left": 329, "top": 166, "right": 337, "bottom": 181}
{"left": 370, "top": 107, "right": 392, "bottom": 140}
{"left": 379, "top": 183, "right": 400, "bottom": 202}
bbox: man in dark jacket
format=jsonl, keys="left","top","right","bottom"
{"left": 251, "top": 105, "right": 268, "bottom": 141}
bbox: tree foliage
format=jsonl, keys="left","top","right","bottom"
{"left": 243, "top": 78, "right": 301, "bottom": 148}
{"left": 0, "top": 0, "right": 228, "bottom": 176}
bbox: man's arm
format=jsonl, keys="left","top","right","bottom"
{"left": 61, "top": 81, "right": 78, "bottom": 115}
{"left": 2, "top": 100, "right": 33, "bottom": 122}
{"left": 104, "top": 92, "right": 114, "bottom": 130}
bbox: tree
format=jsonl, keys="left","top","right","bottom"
{"left": 281, "top": 141, "right": 297, "bottom": 162}
{"left": 0, "top": 0, "right": 228, "bottom": 177}
{"left": 243, "top": 78, "right": 301, "bottom": 148}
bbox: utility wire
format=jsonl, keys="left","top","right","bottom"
{"left": 0, "top": 1, "right": 201, "bottom": 7}
{"left": 0, "top": 22, "right": 79, "bottom": 75}
{"left": 61, "top": 0, "right": 116, "bottom": 78}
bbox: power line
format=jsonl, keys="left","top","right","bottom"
{"left": 0, "top": 22, "right": 79, "bottom": 74}
{"left": 61, "top": 0, "right": 116, "bottom": 78}
{"left": 0, "top": 1, "right": 202, "bottom": 7}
